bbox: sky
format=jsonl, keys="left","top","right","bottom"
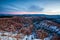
{"left": 0, "top": 0, "right": 60, "bottom": 15}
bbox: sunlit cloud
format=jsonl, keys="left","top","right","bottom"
{"left": 0, "top": 12, "right": 60, "bottom": 15}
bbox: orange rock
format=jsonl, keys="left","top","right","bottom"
{"left": 36, "top": 30, "right": 48, "bottom": 39}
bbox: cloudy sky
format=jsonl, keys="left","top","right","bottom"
{"left": 0, "top": 0, "right": 60, "bottom": 15}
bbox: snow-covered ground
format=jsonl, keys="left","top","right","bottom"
{"left": 0, "top": 32, "right": 51, "bottom": 40}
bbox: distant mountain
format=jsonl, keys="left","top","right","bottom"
{"left": 0, "top": 14, "right": 60, "bottom": 19}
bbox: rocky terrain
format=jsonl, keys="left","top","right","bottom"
{"left": 0, "top": 16, "right": 60, "bottom": 40}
